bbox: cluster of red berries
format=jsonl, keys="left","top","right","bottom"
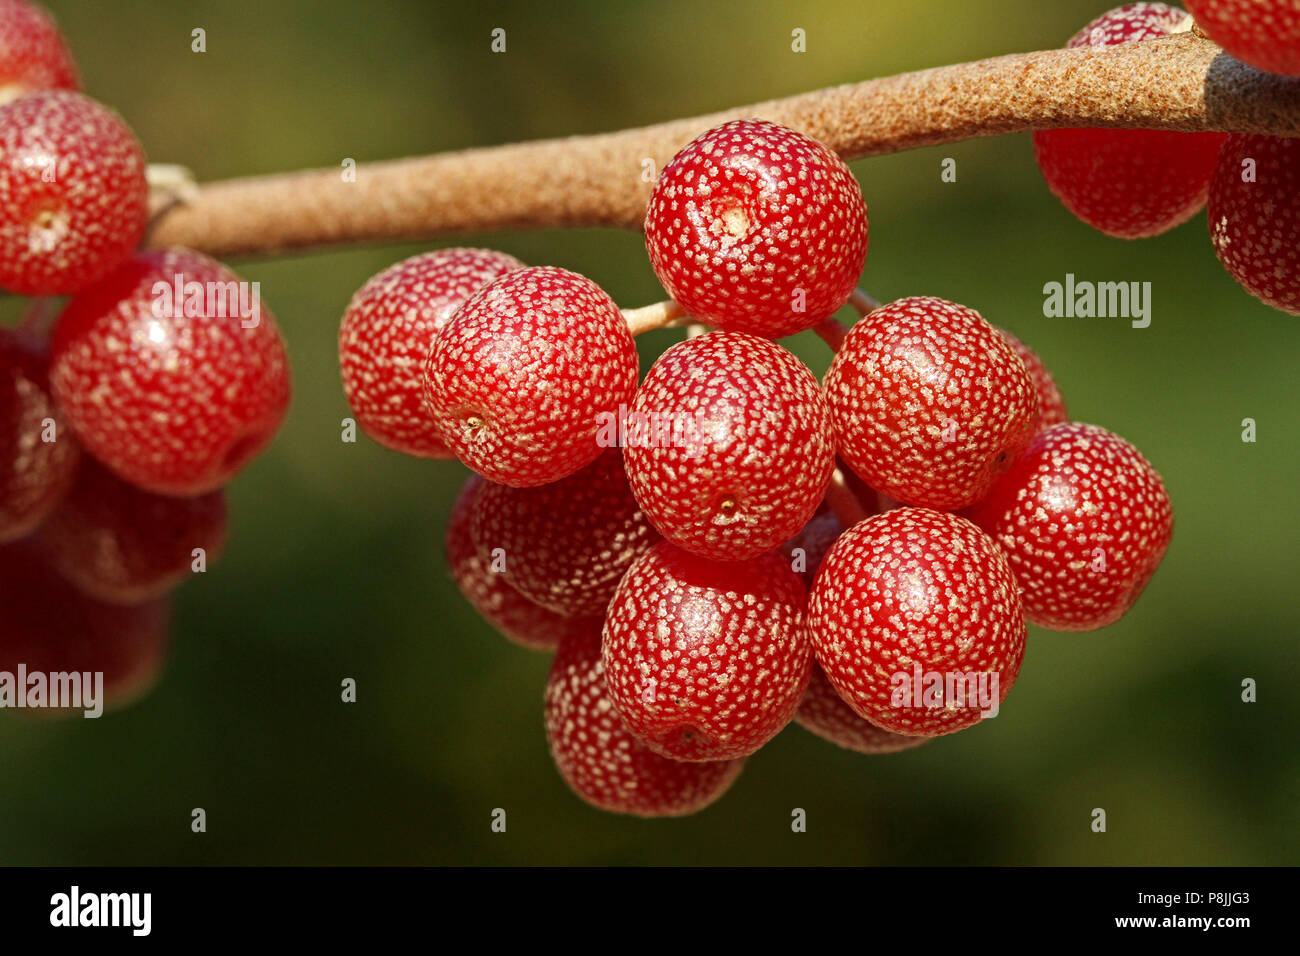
{"left": 1034, "top": 2, "right": 1300, "bottom": 316}
{"left": 341, "top": 112, "right": 1173, "bottom": 816}
{"left": 0, "top": 1, "right": 292, "bottom": 711}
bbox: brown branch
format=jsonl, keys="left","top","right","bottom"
{"left": 145, "top": 33, "right": 1300, "bottom": 259}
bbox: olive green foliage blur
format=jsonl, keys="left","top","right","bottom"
{"left": 0, "top": 0, "right": 1295, "bottom": 865}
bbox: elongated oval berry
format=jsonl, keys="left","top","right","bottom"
{"left": 997, "top": 327, "right": 1068, "bottom": 432}
{"left": 0, "top": 327, "right": 77, "bottom": 542}
{"left": 1031, "top": 4, "right": 1226, "bottom": 238}
{"left": 824, "top": 296, "right": 1038, "bottom": 511}
{"left": 0, "top": 90, "right": 148, "bottom": 294}
{"left": 808, "top": 508, "right": 1026, "bottom": 737}
{"left": 1208, "top": 133, "right": 1300, "bottom": 315}
{"left": 0, "top": 543, "right": 170, "bottom": 714}
{"left": 546, "top": 623, "right": 744, "bottom": 817}
{"left": 602, "top": 541, "right": 812, "bottom": 761}
{"left": 624, "top": 331, "right": 834, "bottom": 561}
{"left": 446, "top": 475, "right": 592, "bottom": 652}
{"left": 796, "top": 664, "right": 930, "bottom": 755}
{"left": 424, "top": 266, "right": 639, "bottom": 487}
{"left": 0, "top": 0, "right": 78, "bottom": 99}
{"left": 1186, "top": 0, "right": 1300, "bottom": 76}
{"left": 36, "top": 457, "right": 227, "bottom": 604}
{"left": 339, "top": 248, "right": 524, "bottom": 458}
{"left": 470, "top": 448, "right": 657, "bottom": 617}
{"left": 965, "top": 422, "right": 1173, "bottom": 632}
{"left": 645, "top": 119, "right": 868, "bottom": 338}
{"left": 49, "top": 247, "right": 292, "bottom": 497}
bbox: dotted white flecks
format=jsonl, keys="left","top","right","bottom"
{"left": 0, "top": 0, "right": 80, "bottom": 95}
{"left": 794, "top": 662, "right": 930, "bottom": 755}
{"left": 1186, "top": 0, "right": 1300, "bottom": 76}
{"left": 807, "top": 508, "right": 1026, "bottom": 737}
{"left": 824, "top": 296, "right": 1038, "bottom": 511}
{"left": 996, "top": 327, "right": 1068, "bottom": 432}
{"left": 645, "top": 119, "right": 868, "bottom": 338}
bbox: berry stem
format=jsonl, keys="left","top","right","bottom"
{"left": 622, "top": 299, "right": 689, "bottom": 336}
{"left": 143, "top": 32, "right": 1300, "bottom": 258}
{"left": 813, "top": 318, "right": 850, "bottom": 352}
{"left": 848, "top": 289, "right": 882, "bottom": 317}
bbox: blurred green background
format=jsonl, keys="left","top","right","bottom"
{"left": 1, "top": 0, "right": 1296, "bottom": 865}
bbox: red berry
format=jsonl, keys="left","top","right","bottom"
{"left": 808, "top": 508, "right": 1026, "bottom": 737}
{"left": 783, "top": 506, "right": 846, "bottom": 589}
{"left": 824, "top": 296, "right": 1038, "bottom": 511}
{"left": 546, "top": 622, "right": 744, "bottom": 817}
{"left": 602, "top": 541, "right": 812, "bottom": 761}
{"left": 49, "top": 248, "right": 292, "bottom": 497}
{"left": 965, "top": 422, "right": 1173, "bottom": 632}
{"left": 1208, "top": 133, "right": 1300, "bottom": 315}
{"left": 470, "top": 448, "right": 658, "bottom": 617}
{"left": 0, "top": 543, "right": 170, "bottom": 714}
{"left": 339, "top": 248, "right": 524, "bottom": 458}
{"left": 1031, "top": 4, "right": 1226, "bottom": 239}
{"left": 997, "top": 327, "right": 1068, "bottom": 432}
{"left": 795, "top": 664, "right": 930, "bottom": 755}
{"left": 624, "top": 331, "right": 834, "bottom": 561}
{"left": 35, "top": 457, "right": 227, "bottom": 604}
{"left": 424, "top": 266, "right": 639, "bottom": 487}
{"left": 645, "top": 119, "right": 868, "bottom": 338}
{"left": 0, "top": 90, "right": 148, "bottom": 294}
{"left": 446, "top": 475, "right": 593, "bottom": 652}
{"left": 1186, "top": 0, "right": 1300, "bottom": 76}
{"left": 0, "top": 0, "right": 79, "bottom": 98}
{"left": 0, "top": 327, "right": 77, "bottom": 542}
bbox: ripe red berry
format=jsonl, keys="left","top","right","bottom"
{"left": 0, "top": 543, "right": 170, "bottom": 713}
{"left": 624, "top": 331, "right": 834, "bottom": 561}
{"left": 1208, "top": 133, "right": 1300, "bottom": 315}
{"left": 644, "top": 119, "right": 868, "bottom": 338}
{"left": 49, "top": 247, "right": 292, "bottom": 497}
{"left": 1031, "top": 4, "right": 1226, "bottom": 238}
{"left": 783, "top": 506, "right": 846, "bottom": 589}
{"left": 546, "top": 622, "right": 744, "bottom": 817}
{"left": 0, "top": 90, "right": 148, "bottom": 294}
{"left": 470, "top": 448, "right": 657, "bottom": 617}
{"left": 0, "top": 0, "right": 79, "bottom": 98}
{"left": 823, "top": 296, "right": 1038, "bottom": 511}
{"left": 424, "top": 266, "right": 639, "bottom": 487}
{"left": 0, "top": 327, "right": 77, "bottom": 542}
{"left": 339, "top": 248, "right": 524, "bottom": 458}
{"left": 965, "top": 422, "right": 1173, "bottom": 632}
{"left": 35, "top": 457, "right": 227, "bottom": 604}
{"left": 996, "top": 327, "right": 1068, "bottom": 432}
{"left": 808, "top": 508, "right": 1026, "bottom": 737}
{"left": 1186, "top": 0, "right": 1300, "bottom": 76}
{"left": 795, "top": 664, "right": 930, "bottom": 755}
{"left": 446, "top": 475, "right": 594, "bottom": 652}
{"left": 602, "top": 541, "right": 812, "bottom": 761}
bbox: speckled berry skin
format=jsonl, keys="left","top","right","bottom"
{"left": 965, "top": 423, "right": 1173, "bottom": 632}
{"left": 36, "top": 457, "right": 227, "bottom": 605}
{"left": 602, "top": 541, "right": 812, "bottom": 761}
{"left": 49, "top": 248, "right": 291, "bottom": 497}
{"left": 1209, "top": 133, "right": 1300, "bottom": 315}
{"left": 808, "top": 508, "right": 1026, "bottom": 737}
{"left": 546, "top": 623, "right": 744, "bottom": 817}
{"left": 1187, "top": 0, "right": 1300, "bottom": 76}
{"left": 645, "top": 119, "right": 868, "bottom": 338}
{"left": 824, "top": 296, "right": 1038, "bottom": 511}
{"left": 339, "top": 248, "right": 524, "bottom": 458}
{"left": 0, "top": 327, "right": 77, "bottom": 542}
{"left": 424, "top": 266, "right": 639, "bottom": 487}
{"left": 0, "top": 543, "right": 170, "bottom": 714}
{"left": 0, "top": 0, "right": 79, "bottom": 99}
{"left": 795, "top": 663, "right": 930, "bottom": 755}
{"left": 783, "top": 506, "right": 846, "bottom": 589}
{"left": 0, "top": 90, "right": 148, "bottom": 294}
{"left": 997, "top": 327, "right": 1068, "bottom": 432}
{"left": 446, "top": 475, "right": 593, "bottom": 652}
{"left": 471, "top": 448, "right": 658, "bottom": 617}
{"left": 624, "top": 331, "right": 834, "bottom": 561}
{"left": 1032, "top": 4, "right": 1226, "bottom": 239}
